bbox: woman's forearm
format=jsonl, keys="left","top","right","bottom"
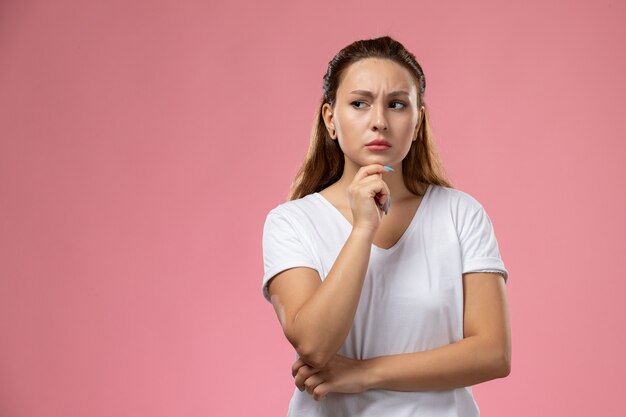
{"left": 363, "top": 336, "right": 511, "bottom": 392}
{"left": 288, "top": 227, "right": 375, "bottom": 369}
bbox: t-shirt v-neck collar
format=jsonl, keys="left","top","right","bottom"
{"left": 312, "top": 184, "right": 432, "bottom": 254}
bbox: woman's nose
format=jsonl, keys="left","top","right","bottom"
{"left": 372, "top": 105, "right": 388, "bottom": 131}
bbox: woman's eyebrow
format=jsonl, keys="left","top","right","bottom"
{"left": 349, "top": 89, "right": 410, "bottom": 97}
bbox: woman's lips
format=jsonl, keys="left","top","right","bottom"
{"left": 366, "top": 138, "right": 391, "bottom": 150}
{"left": 366, "top": 138, "right": 391, "bottom": 146}
{"left": 365, "top": 144, "right": 391, "bottom": 150}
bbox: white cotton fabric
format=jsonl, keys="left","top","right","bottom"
{"left": 261, "top": 184, "right": 509, "bottom": 417}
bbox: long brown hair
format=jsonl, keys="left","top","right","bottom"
{"left": 288, "top": 35, "right": 453, "bottom": 201}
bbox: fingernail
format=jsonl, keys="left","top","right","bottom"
{"left": 383, "top": 165, "right": 394, "bottom": 171}
{"left": 388, "top": 196, "right": 391, "bottom": 209}
{"left": 385, "top": 204, "right": 389, "bottom": 216}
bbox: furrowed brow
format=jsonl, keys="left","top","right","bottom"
{"left": 388, "top": 91, "right": 410, "bottom": 97}
{"left": 349, "top": 90, "right": 410, "bottom": 97}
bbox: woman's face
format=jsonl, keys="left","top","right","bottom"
{"left": 323, "top": 58, "right": 423, "bottom": 170}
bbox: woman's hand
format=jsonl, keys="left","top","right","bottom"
{"left": 291, "top": 354, "right": 371, "bottom": 401}
{"left": 347, "top": 164, "right": 392, "bottom": 233}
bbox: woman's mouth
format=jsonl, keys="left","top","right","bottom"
{"left": 365, "top": 144, "right": 391, "bottom": 150}
{"left": 365, "top": 138, "right": 391, "bottom": 150}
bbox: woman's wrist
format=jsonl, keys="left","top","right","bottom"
{"left": 361, "top": 357, "right": 382, "bottom": 391}
{"left": 350, "top": 226, "right": 376, "bottom": 243}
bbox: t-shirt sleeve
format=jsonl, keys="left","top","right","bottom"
{"left": 261, "top": 210, "right": 320, "bottom": 302}
{"left": 458, "top": 203, "right": 509, "bottom": 283}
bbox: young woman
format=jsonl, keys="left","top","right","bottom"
{"left": 261, "top": 36, "right": 511, "bottom": 417}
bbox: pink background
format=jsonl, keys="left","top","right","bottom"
{"left": 1, "top": 0, "right": 624, "bottom": 415}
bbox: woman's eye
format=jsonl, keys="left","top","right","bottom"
{"left": 351, "top": 100, "right": 367, "bottom": 108}
{"left": 390, "top": 101, "right": 407, "bottom": 109}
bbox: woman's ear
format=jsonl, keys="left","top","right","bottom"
{"left": 322, "top": 102, "right": 336, "bottom": 139}
{"left": 413, "top": 105, "right": 425, "bottom": 141}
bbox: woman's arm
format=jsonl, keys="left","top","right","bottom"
{"left": 269, "top": 226, "right": 376, "bottom": 369}
{"left": 293, "top": 272, "right": 511, "bottom": 400}
{"left": 365, "top": 272, "right": 511, "bottom": 390}
{"left": 268, "top": 165, "right": 391, "bottom": 370}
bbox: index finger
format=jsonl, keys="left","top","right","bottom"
{"left": 353, "top": 164, "right": 392, "bottom": 182}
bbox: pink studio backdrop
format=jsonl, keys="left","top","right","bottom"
{"left": 1, "top": 0, "right": 624, "bottom": 416}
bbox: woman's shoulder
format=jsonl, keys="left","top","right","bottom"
{"left": 428, "top": 184, "right": 484, "bottom": 212}
{"left": 265, "top": 192, "right": 323, "bottom": 221}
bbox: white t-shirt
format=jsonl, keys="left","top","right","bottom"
{"left": 261, "top": 184, "right": 509, "bottom": 417}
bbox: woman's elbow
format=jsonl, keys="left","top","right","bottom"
{"left": 284, "top": 329, "right": 332, "bottom": 369}
{"left": 296, "top": 349, "right": 331, "bottom": 369}
{"left": 494, "top": 348, "right": 511, "bottom": 378}
{"left": 292, "top": 338, "right": 332, "bottom": 369}
{"left": 479, "top": 339, "right": 511, "bottom": 379}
